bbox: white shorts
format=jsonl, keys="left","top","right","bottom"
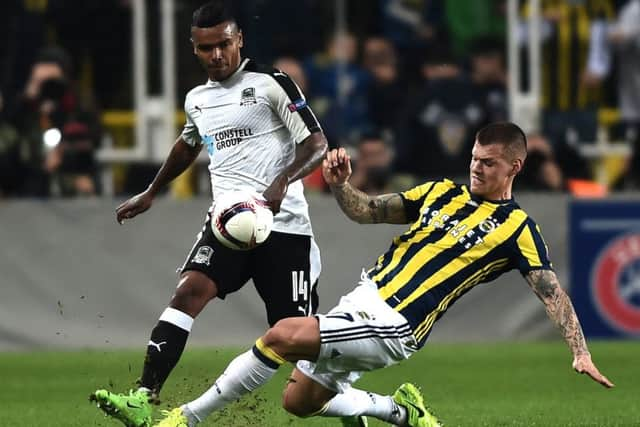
{"left": 297, "top": 271, "right": 418, "bottom": 393}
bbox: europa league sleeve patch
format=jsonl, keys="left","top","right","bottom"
{"left": 287, "top": 98, "right": 307, "bottom": 112}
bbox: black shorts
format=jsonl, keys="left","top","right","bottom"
{"left": 180, "top": 211, "right": 320, "bottom": 326}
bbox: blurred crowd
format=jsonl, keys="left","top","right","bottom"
{"left": 1, "top": 0, "right": 639, "bottom": 199}
{"left": 0, "top": 46, "right": 101, "bottom": 197}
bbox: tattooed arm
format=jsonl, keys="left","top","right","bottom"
{"left": 331, "top": 184, "right": 406, "bottom": 224}
{"left": 322, "top": 148, "right": 407, "bottom": 224}
{"left": 525, "top": 269, "right": 614, "bottom": 388}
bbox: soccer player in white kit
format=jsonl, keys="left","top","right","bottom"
{"left": 90, "top": 2, "right": 327, "bottom": 426}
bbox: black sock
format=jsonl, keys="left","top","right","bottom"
{"left": 139, "top": 320, "right": 189, "bottom": 393}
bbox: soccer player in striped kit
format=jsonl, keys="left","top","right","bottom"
{"left": 155, "top": 122, "right": 612, "bottom": 427}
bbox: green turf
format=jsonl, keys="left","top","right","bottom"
{"left": 0, "top": 341, "right": 637, "bottom": 426}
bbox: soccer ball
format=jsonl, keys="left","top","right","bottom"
{"left": 212, "top": 190, "right": 274, "bottom": 250}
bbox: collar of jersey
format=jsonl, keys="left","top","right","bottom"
{"left": 472, "top": 193, "right": 515, "bottom": 205}
{"left": 465, "top": 185, "right": 515, "bottom": 205}
{"left": 206, "top": 58, "right": 250, "bottom": 87}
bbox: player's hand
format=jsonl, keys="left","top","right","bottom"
{"left": 263, "top": 174, "right": 288, "bottom": 214}
{"left": 322, "top": 148, "right": 352, "bottom": 187}
{"left": 572, "top": 353, "right": 614, "bottom": 388}
{"left": 115, "top": 190, "right": 154, "bottom": 224}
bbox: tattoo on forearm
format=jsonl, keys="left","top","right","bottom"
{"left": 332, "top": 184, "right": 372, "bottom": 222}
{"left": 526, "top": 270, "right": 589, "bottom": 356}
{"left": 332, "top": 184, "right": 405, "bottom": 224}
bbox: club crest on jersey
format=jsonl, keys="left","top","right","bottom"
{"left": 193, "top": 246, "right": 214, "bottom": 265}
{"left": 240, "top": 87, "right": 257, "bottom": 105}
{"left": 288, "top": 98, "right": 307, "bottom": 112}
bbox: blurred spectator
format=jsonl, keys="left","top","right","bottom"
{"left": 273, "top": 57, "right": 309, "bottom": 93}
{"left": 584, "top": 0, "right": 640, "bottom": 125}
{"left": 8, "top": 47, "right": 99, "bottom": 197}
{"left": 606, "top": 0, "right": 640, "bottom": 126}
{"left": 445, "top": 0, "right": 506, "bottom": 57}
{"left": 516, "top": 133, "right": 564, "bottom": 191}
{"left": 520, "top": 0, "right": 616, "bottom": 111}
{"left": 45, "top": 121, "right": 98, "bottom": 197}
{"left": 274, "top": 56, "right": 327, "bottom": 192}
{"left": 362, "top": 37, "right": 408, "bottom": 137}
{"left": 470, "top": 37, "right": 509, "bottom": 123}
{"left": 396, "top": 45, "right": 484, "bottom": 180}
{"left": 0, "top": 91, "right": 23, "bottom": 197}
{"left": 9, "top": 47, "right": 71, "bottom": 196}
{"left": 350, "top": 132, "right": 395, "bottom": 195}
{"left": 379, "top": 0, "right": 446, "bottom": 85}
{"left": 583, "top": 0, "right": 640, "bottom": 190}
{"left": 47, "top": 0, "right": 132, "bottom": 109}
{"left": 379, "top": 0, "right": 444, "bottom": 48}
{"left": 612, "top": 126, "right": 640, "bottom": 190}
{"left": 553, "top": 126, "right": 595, "bottom": 181}
{"left": 303, "top": 32, "right": 371, "bottom": 146}
{"left": 0, "top": 0, "right": 49, "bottom": 105}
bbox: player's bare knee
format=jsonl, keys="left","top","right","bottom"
{"left": 261, "top": 323, "right": 293, "bottom": 357}
{"left": 282, "top": 386, "right": 323, "bottom": 418}
{"left": 263, "top": 317, "right": 319, "bottom": 361}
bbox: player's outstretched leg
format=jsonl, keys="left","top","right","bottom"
{"left": 392, "top": 383, "right": 441, "bottom": 427}
{"left": 341, "top": 415, "right": 369, "bottom": 426}
{"left": 90, "top": 389, "right": 153, "bottom": 427}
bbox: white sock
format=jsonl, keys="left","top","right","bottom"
{"left": 320, "top": 387, "right": 407, "bottom": 425}
{"left": 186, "top": 339, "right": 284, "bottom": 421}
{"left": 180, "top": 405, "right": 199, "bottom": 427}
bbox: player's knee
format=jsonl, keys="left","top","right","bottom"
{"left": 170, "top": 272, "right": 217, "bottom": 313}
{"left": 261, "top": 323, "right": 294, "bottom": 357}
{"left": 281, "top": 385, "right": 324, "bottom": 418}
{"left": 262, "top": 317, "right": 319, "bottom": 361}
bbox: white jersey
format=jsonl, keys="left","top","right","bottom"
{"left": 181, "top": 58, "right": 322, "bottom": 236}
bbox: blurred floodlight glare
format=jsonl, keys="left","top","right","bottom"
{"left": 43, "top": 128, "right": 62, "bottom": 148}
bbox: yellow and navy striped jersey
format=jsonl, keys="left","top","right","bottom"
{"left": 368, "top": 179, "right": 552, "bottom": 347}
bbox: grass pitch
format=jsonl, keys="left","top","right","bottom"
{"left": 1, "top": 341, "right": 637, "bottom": 426}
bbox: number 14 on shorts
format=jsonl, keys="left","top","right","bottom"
{"left": 291, "top": 270, "right": 308, "bottom": 303}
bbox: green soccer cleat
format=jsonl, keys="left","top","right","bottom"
{"left": 340, "top": 415, "right": 369, "bottom": 427}
{"left": 392, "top": 383, "right": 441, "bottom": 427}
{"left": 89, "top": 389, "right": 153, "bottom": 427}
{"left": 153, "top": 408, "right": 190, "bottom": 427}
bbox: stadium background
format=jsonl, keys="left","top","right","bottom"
{"left": 1, "top": 1, "right": 639, "bottom": 426}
